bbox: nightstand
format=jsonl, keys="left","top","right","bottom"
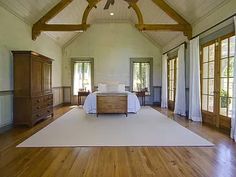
{"left": 78, "top": 91, "right": 90, "bottom": 105}
{"left": 135, "top": 91, "right": 146, "bottom": 106}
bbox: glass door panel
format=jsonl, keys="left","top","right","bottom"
{"left": 219, "top": 35, "right": 235, "bottom": 118}
{"left": 201, "top": 43, "right": 215, "bottom": 113}
{"left": 168, "top": 57, "right": 177, "bottom": 110}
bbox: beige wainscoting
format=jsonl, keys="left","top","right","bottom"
{"left": 64, "top": 86, "right": 162, "bottom": 106}
{"left": 0, "top": 87, "right": 65, "bottom": 128}
{"left": 0, "top": 91, "right": 13, "bottom": 128}
{"left": 52, "top": 87, "right": 64, "bottom": 107}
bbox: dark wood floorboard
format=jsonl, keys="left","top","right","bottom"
{"left": 0, "top": 106, "right": 236, "bottom": 177}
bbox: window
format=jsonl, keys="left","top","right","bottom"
{"left": 72, "top": 59, "right": 94, "bottom": 95}
{"left": 130, "top": 58, "right": 153, "bottom": 95}
{"left": 168, "top": 57, "right": 178, "bottom": 102}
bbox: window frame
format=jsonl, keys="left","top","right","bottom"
{"left": 130, "top": 58, "right": 153, "bottom": 96}
{"left": 71, "top": 58, "right": 94, "bottom": 96}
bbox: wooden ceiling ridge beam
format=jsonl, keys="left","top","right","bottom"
{"left": 151, "top": 0, "right": 192, "bottom": 39}
{"left": 82, "top": 0, "right": 143, "bottom": 25}
{"left": 32, "top": 0, "right": 74, "bottom": 40}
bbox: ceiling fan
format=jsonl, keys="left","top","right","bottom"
{"left": 104, "top": 0, "right": 138, "bottom": 9}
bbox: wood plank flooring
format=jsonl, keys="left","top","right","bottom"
{"left": 0, "top": 106, "right": 236, "bottom": 177}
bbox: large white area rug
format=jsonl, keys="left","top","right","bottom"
{"left": 17, "top": 107, "right": 213, "bottom": 147}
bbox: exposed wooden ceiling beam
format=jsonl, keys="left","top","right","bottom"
{"left": 32, "top": 0, "right": 74, "bottom": 40}
{"left": 37, "top": 0, "right": 73, "bottom": 24}
{"left": 152, "top": 0, "right": 188, "bottom": 25}
{"left": 136, "top": 24, "right": 190, "bottom": 31}
{"left": 151, "top": 0, "right": 192, "bottom": 39}
{"left": 37, "top": 24, "right": 90, "bottom": 31}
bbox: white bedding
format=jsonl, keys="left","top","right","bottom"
{"left": 83, "top": 91, "right": 141, "bottom": 114}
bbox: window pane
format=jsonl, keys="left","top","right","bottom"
{"left": 228, "top": 78, "right": 233, "bottom": 97}
{"left": 209, "top": 62, "right": 214, "bottom": 78}
{"left": 229, "top": 57, "right": 234, "bottom": 77}
{"left": 202, "top": 95, "right": 208, "bottom": 111}
{"left": 220, "top": 97, "right": 228, "bottom": 116}
{"left": 169, "top": 80, "right": 172, "bottom": 89}
{"left": 229, "top": 36, "right": 235, "bottom": 57}
{"left": 171, "top": 91, "right": 174, "bottom": 101}
{"left": 133, "top": 62, "right": 150, "bottom": 92}
{"left": 202, "top": 79, "right": 208, "bottom": 94}
{"left": 133, "top": 63, "right": 140, "bottom": 91}
{"left": 220, "top": 78, "right": 228, "bottom": 97}
{"left": 208, "top": 95, "right": 214, "bottom": 112}
{"left": 209, "top": 44, "right": 215, "bottom": 61}
{"left": 83, "top": 63, "right": 92, "bottom": 92}
{"left": 203, "top": 63, "right": 208, "bottom": 78}
{"left": 221, "top": 39, "right": 228, "bottom": 58}
{"left": 228, "top": 98, "right": 233, "bottom": 118}
{"left": 208, "top": 79, "right": 214, "bottom": 95}
{"left": 220, "top": 59, "right": 228, "bottom": 77}
{"left": 203, "top": 47, "right": 208, "bottom": 62}
{"left": 171, "top": 70, "right": 175, "bottom": 80}
{"left": 169, "top": 90, "right": 173, "bottom": 101}
{"left": 73, "top": 63, "right": 83, "bottom": 95}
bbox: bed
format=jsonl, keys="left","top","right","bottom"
{"left": 83, "top": 91, "right": 141, "bottom": 114}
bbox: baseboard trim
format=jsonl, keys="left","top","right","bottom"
{"left": 0, "top": 124, "right": 13, "bottom": 133}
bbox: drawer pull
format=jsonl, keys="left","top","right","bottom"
{"left": 37, "top": 100, "right": 40, "bottom": 103}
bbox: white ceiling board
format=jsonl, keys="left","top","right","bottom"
{"left": 137, "top": 0, "right": 177, "bottom": 24}
{"left": 0, "top": 0, "right": 59, "bottom": 24}
{"left": 165, "top": 0, "right": 229, "bottom": 23}
{"left": 48, "top": 0, "right": 88, "bottom": 24}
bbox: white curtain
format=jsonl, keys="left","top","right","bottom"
{"left": 231, "top": 16, "right": 236, "bottom": 141}
{"left": 161, "top": 54, "right": 168, "bottom": 108}
{"left": 174, "top": 44, "right": 186, "bottom": 116}
{"left": 189, "top": 37, "right": 202, "bottom": 121}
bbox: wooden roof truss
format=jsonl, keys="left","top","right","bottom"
{"left": 32, "top": 0, "right": 192, "bottom": 40}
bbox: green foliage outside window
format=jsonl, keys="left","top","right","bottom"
{"left": 220, "top": 89, "right": 231, "bottom": 108}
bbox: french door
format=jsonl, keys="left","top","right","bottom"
{"left": 167, "top": 57, "right": 178, "bottom": 111}
{"left": 200, "top": 32, "right": 235, "bottom": 130}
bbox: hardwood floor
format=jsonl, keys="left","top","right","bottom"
{"left": 0, "top": 106, "right": 236, "bottom": 177}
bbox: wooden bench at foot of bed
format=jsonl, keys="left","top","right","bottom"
{"left": 96, "top": 93, "right": 128, "bottom": 117}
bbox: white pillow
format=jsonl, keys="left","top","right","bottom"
{"left": 118, "top": 84, "right": 125, "bottom": 92}
{"left": 107, "top": 84, "right": 119, "bottom": 93}
{"left": 98, "top": 83, "right": 107, "bottom": 92}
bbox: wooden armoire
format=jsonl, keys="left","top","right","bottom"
{"left": 12, "top": 51, "right": 54, "bottom": 127}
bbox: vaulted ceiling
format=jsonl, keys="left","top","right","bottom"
{"left": 0, "top": 0, "right": 228, "bottom": 47}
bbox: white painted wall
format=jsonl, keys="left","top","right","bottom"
{"left": 63, "top": 23, "right": 162, "bottom": 87}
{"left": 0, "top": 6, "right": 63, "bottom": 127}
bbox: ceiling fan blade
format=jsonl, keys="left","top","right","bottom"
{"left": 124, "top": 0, "right": 138, "bottom": 3}
{"left": 104, "top": 0, "right": 115, "bottom": 10}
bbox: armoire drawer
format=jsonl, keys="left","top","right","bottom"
{"left": 32, "top": 97, "right": 43, "bottom": 106}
